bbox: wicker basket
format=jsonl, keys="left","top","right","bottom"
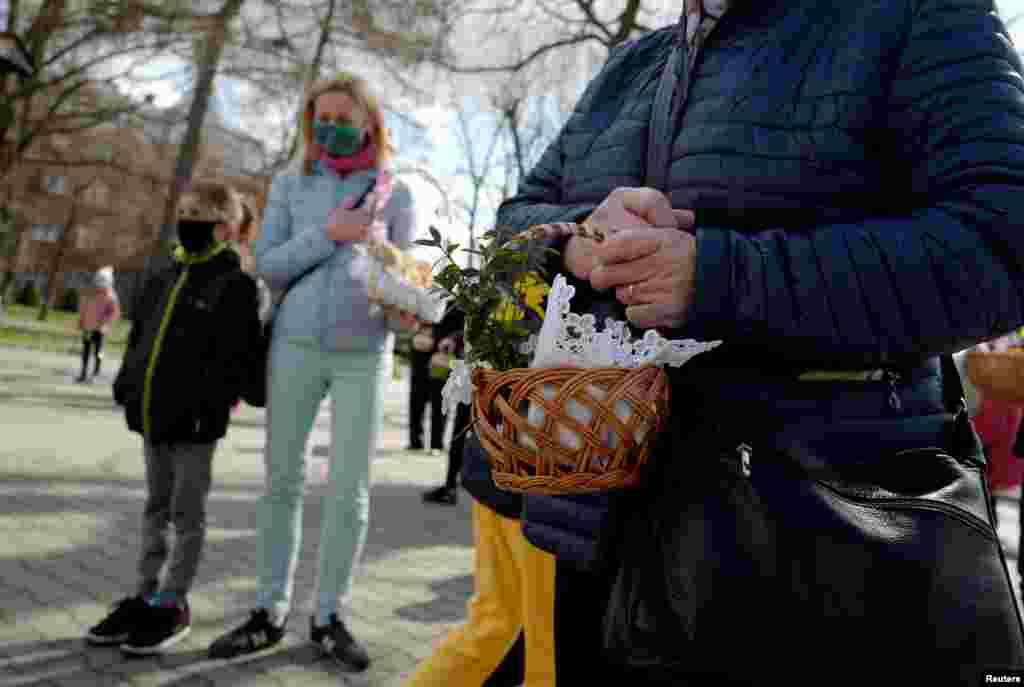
{"left": 966, "top": 349, "right": 1024, "bottom": 404}
{"left": 471, "top": 365, "right": 670, "bottom": 495}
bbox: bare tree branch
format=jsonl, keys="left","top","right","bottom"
{"left": 433, "top": 32, "right": 605, "bottom": 74}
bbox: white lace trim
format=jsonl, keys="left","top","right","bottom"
{"left": 441, "top": 273, "right": 722, "bottom": 417}
{"left": 530, "top": 274, "right": 722, "bottom": 369}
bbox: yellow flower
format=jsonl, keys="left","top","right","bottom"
{"left": 493, "top": 272, "right": 550, "bottom": 323}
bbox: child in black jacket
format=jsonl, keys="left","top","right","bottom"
{"left": 87, "top": 181, "right": 263, "bottom": 655}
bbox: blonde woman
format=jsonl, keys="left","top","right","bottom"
{"left": 209, "top": 73, "right": 416, "bottom": 672}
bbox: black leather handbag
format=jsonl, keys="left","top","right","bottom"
{"left": 602, "top": 356, "right": 1024, "bottom": 685}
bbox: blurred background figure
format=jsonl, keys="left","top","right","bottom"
{"left": 408, "top": 322, "right": 446, "bottom": 454}
{"left": 421, "top": 306, "right": 467, "bottom": 506}
{"left": 76, "top": 266, "right": 120, "bottom": 383}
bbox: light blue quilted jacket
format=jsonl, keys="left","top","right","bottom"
{"left": 253, "top": 162, "right": 416, "bottom": 352}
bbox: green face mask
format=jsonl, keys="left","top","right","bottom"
{"left": 314, "top": 120, "right": 365, "bottom": 157}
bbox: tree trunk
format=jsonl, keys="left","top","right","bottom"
{"left": 38, "top": 203, "right": 77, "bottom": 322}
{"left": 501, "top": 99, "right": 527, "bottom": 185}
{"left": 284, "top": 0, "right": 337, "bottom": 164}
{"left": 145, "top": 0, "right": 246, "bottom": 280}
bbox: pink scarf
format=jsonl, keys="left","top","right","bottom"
{"left": 319, "top": 142, "right": 379, "bottom": 176}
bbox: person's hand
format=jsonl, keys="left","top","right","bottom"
{"left": 563, "top": 236, "right": 603, "bottom": 281}
{"left": 325, "top": 191, "right": 381, "bottom": 243}
{"left": 585, "top": 187, "right": 680, "bottom": 237}
{"left": 589, "top": 226, "right": 698, "bottom": 330}
{"left": 566, "top": 187, "right": 693, "bottom": 281}
{"left": 438, "top": 336, "right": 457, "bottom": 355}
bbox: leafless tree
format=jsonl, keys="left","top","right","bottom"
{"left": 147, "top": 0, "right": 248, "bottom": 280}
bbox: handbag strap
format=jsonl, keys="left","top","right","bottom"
{"left": 940, "top": 353, "right": 968, "bottom": 415}
{"left": 273, "top": 174, "right": 383, "bottom": 310}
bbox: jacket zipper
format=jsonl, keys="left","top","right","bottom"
{"left": 882, "top": 369, "right": 902, "bottom": 410}
{"left": 142, "top": 267, "right": 190, "bottom": 439}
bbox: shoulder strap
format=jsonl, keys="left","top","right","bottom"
{"left": 646, "top": 44, "right": 685, "bottom": 190}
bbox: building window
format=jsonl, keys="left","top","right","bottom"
{"left": 31, "top": 224, "right": 63, "bottom": 243}
{"left": 44, "top": 175, "right": 66, "bottom": 194}
{"left": 65, "top": 271, "right": 92, "bottom": 289}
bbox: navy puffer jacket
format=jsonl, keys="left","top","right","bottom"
{"left": 496, "top": 0, "right": 1024, "bottom": 566}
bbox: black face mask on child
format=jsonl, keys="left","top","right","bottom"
{"left": 177, "top": 220, "right": 217, "bottom": 254}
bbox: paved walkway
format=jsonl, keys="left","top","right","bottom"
{"left": 1, "top": 345, "right": 1023, "bottom": 686}
{"left": 0, "top": 346, "right": 469, "bottom": 686}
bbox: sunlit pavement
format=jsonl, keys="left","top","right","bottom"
{"left": 1, "top": 345, "right": 1022, "bottom": 686}
{"left": 0, "top": 346, "right": 469, "bottom": 686}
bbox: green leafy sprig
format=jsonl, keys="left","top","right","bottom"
{"left": 416, "top": 225, "right": 560, "bottom": 371}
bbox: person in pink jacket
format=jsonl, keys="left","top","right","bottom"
{"left": 76, "top": 266, "right": 121, "bottom": 383}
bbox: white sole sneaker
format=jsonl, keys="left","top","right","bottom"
{"left": 120, "top": 626, "right": 191, "bottom": 655}
{"left": 85, "top": 631, "right": 130, "bottom": 646}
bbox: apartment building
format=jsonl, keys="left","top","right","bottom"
{"left": 1, "top": 85, "right": 270, "bottom": 313}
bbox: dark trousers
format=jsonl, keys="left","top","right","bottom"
{"left": 80, "top": 330, "right": 104, "bottom": 377}
{"left": 444, "top": 401, "right": 472, "bottom": 488}
{"left": 138, "top": 440, "right": 216, "bottom": 597}
{"left": 409, "top": 350, "right": 445, "bottom": 450}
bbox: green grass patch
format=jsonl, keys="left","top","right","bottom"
{"left": 0, "top": 325, "right": 125, "bottom": 355}
{"left": 3, "top": 304, "right": 131, "bottom": 341}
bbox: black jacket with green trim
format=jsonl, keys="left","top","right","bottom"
{"left": 113, "top": 246, "right": 262, "bottom": 444}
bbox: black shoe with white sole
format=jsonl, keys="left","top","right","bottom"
{"left": 85, "top": 596, "right": 150, "bottom": 646}
{"left": 208, "top": 609, "right": 287, "bottom": 659}
{"left": 120, "top": 601, "right": 191, "bottom": 655}
{"left": 310, "top": 614, "right": 370, "bottom": 672}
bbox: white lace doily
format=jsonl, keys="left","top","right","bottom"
{"left": 530, "top": 274, "right": 721, "bottom": 369}
{"left": 441, "top": 273, "right": 722, "bottom": 416}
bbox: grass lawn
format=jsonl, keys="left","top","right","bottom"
{"left": 2, "top": 303, "right": 412, "bottom": 381}
{"left": 0, "top": 304, "right": 130, "bottom": 354}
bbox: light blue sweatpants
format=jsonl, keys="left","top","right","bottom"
{"left": 256, "top": 335, "right": 392, "bottom": 626}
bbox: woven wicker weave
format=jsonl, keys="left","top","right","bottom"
{"left": 966, "top": 349, "right": 1024, "bottom": 404}
{"left": 471, "top": 365, "right": 670, "bottom": 495}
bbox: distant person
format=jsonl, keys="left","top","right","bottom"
{"left": 421, "top": 306, "right": 468, "bottom": 506}
{"left": 75, "top": 266, "right": 120, "bottom": 383}
{"left": 408, "top": 322, "right": 446, "bottom": 454}
{"left": 208, "top": 71, "right": 417, "bottom": 673}
{"left": 86, "top": 181, "right": 262, "bottom": 655}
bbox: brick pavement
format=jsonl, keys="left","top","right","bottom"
{"left": 0, "top": 346, "right": 470, "bottom": 686}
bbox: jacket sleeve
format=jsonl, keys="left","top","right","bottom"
{"left": 495, "top": 40, "right": 643, "bottom": 265}
{"left": 253, "top": 173, "right": 336, "bottom": 291}
{"left": 213, "top": 274, "right": 262, "bottom": 409}
{"left": 680, "top": 0, "right": 1024, "bottom": 366}
{"left": 114, "top": 275, "right": 155, "bottom": 404}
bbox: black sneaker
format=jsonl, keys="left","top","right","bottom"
{"left": 310, "top": 614, "right": 370, "bottom": 672}
{"left": 120, "top": 601, "right": 191, "bottom": 655}
{"left": 208, "top": 609, "right": 287, "bottom": 659}
{"left": 422, "top": 486, "right": 457, "bottom": 506}
{"left": 85, "top": 596, "right": 150, "bottom": 646}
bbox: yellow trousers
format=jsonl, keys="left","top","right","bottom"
{"left": 405, "top": 501, "right": 556, "bottom": 687}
